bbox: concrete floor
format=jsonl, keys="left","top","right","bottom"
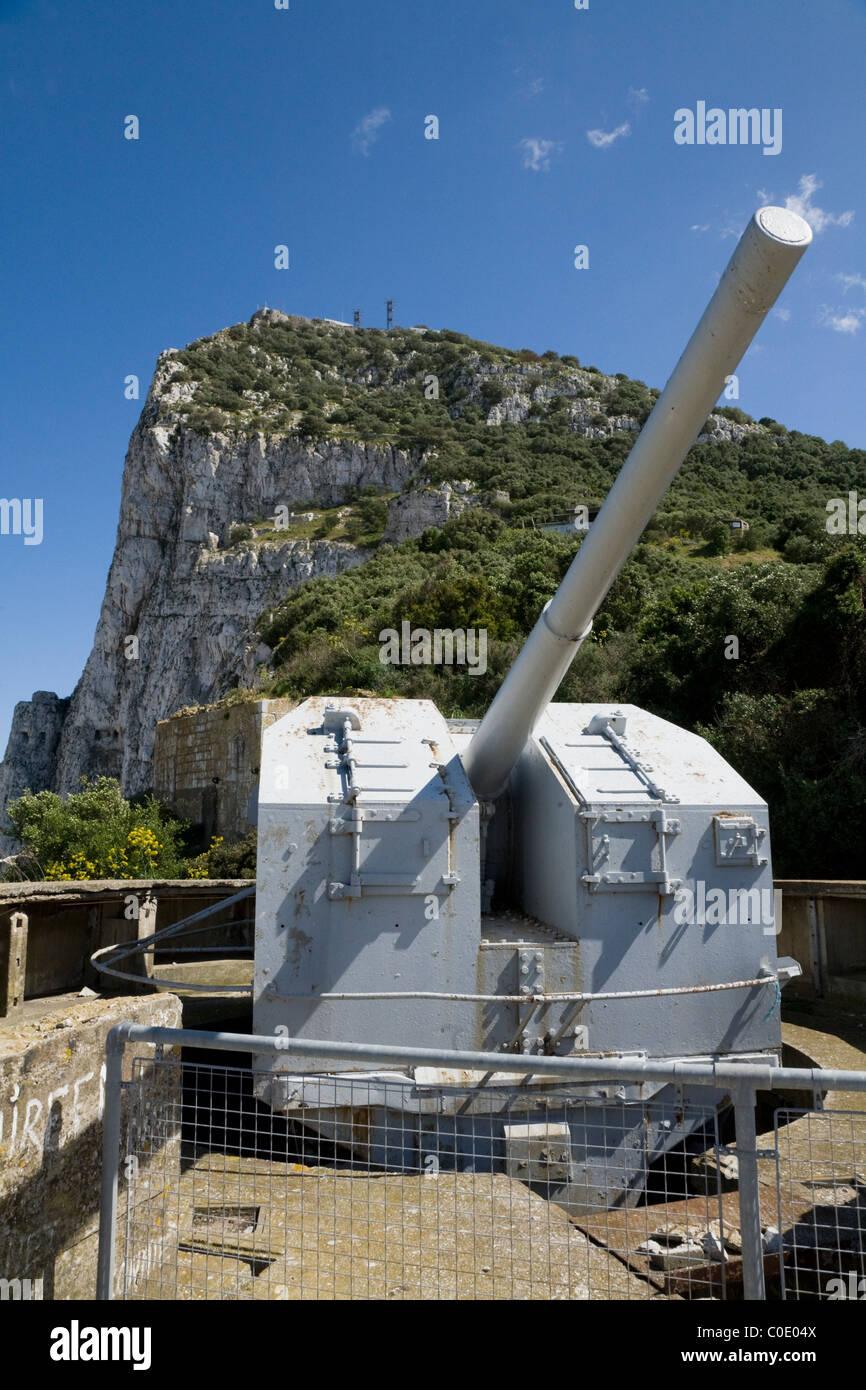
{"left": 9, "top": 991, "right": 861, "bottom": 1301}
{"left": 110, "top": 1005, "right": 866, "bottom": 1302}
{"left": 125, "top": 1152, "right": 656, "bottom": 1301}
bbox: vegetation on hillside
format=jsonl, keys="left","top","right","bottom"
{"left": 160, "top": 314, "right": 866, "bottom": 878}
{"left": 163, "top": 316, "right": 863, "bottom": 547}
{"left": 256, "top": 512, "right": 866, "bottom": 878}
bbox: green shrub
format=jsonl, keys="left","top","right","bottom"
{"left": 703, "top": 521, "right": 732, "bottom": 556}
{"left": 479, "top": 381, "right": 506, "bottom": 407}
{"left": 605, "top": 379, "right": 654, "bottom": 422}
{"left": 3, "top": 778, "right": 189, "bottom": 880}
{"left": 195, "top": 828, "right": 257, "bottom": 879}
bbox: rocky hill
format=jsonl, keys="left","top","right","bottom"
{"left": 2, "top": 307, "right": 863, "bottom": 849}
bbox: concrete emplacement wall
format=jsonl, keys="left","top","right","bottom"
{"left": 0, "top": 879, "right": 254, "bottom": 1010}
{"left": 0, "top": 992, "right": 182, "bottom": 1299}
{"left": 1, "top": 875, "right": 864, "bottom": 1300}
{"left": 0, "top": 880, "right": 253, "bottom": 1301}
{"left": 774, "top": 881, "right": 866, "bottom": 1004}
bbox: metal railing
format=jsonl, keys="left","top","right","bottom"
{"left": 97, "top": 1025, "right": 866, "bottom": 1302}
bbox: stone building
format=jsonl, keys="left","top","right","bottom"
{"left": 152, "top": 699, "right": 295, "bottom": 843}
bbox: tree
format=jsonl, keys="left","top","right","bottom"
{"left": 703, "top": 522, "right": 732, "bottom": 557}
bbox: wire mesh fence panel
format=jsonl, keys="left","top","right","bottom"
{"left": 115, "top": 1055, "right": 740, "bottom": 1301}
{"left": 774, "top": 1108, "right": 866, "bottom": 1302}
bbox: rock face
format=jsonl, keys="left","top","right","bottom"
{"left": 0, "top": 693, "right": 69, "bottom": 835}
{"left": 0, "top": 353, "right": 422, "bottom": 837}
{"left": 382, "top": 479, "right": 477, "bottom": 543}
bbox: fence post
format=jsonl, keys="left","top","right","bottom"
{"left": 807, "top": 896, "right": 826, "bottom": 997}
{"left": 96, "top": 1025, "right": 128, "bottom": 1300}
{"left": 137, "top": 894, "right": 157, "bottom": 984}
{"left": 733, "top": 1084, "right": 766, "bottom": 1300}
{"left": 0, "top": 911, "right": 28, "bottom": 1020}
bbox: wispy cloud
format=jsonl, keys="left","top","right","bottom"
{"left": 837, "top": 272, "right": 866, "bottom": 294}
{"left": 767, "top": 174, "right": 855, "bottom": 233}
{"left": 513, "top": 68, "right": 545, "bottom": 99}
{"left": 773, "top": 306, "right": 791, "bottom": 322}
{"left": 351, "top": 106, "right": 391, "bottom": 156}
{"left": 705, "top": 209, "right": 761, "bottom": 241}
{"left": 516, "top": 137, "right": 562, "bottom": 172}
{"left": 586, "top": 122, "right": 630, "bottom": 150}
{"left": 820, "top": 305, "right": 866, "bottom": 335}
{"left": 628, "top": 86, "right": 650, "bottom": 109}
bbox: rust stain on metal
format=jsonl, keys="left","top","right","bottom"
{"left": 287, "top": 925, "right": 312, "bottom": 967}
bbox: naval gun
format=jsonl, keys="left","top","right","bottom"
{"left": 252, "top": 208, "right": 811, "bottom": 1209}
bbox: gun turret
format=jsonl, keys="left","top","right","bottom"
{"left": 463, "top": 206, "right": 812, "bottom": 801}
{"left": 253, "top": 209, "right": 810, "bottom": 1211}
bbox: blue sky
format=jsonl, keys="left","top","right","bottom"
{"left": 1, "top": 0, "right": 864, "bottom": 753}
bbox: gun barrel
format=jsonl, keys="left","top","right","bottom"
{"left": 463, "top": 206, "right": 812, "bottom": 801}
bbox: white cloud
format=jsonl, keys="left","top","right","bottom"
{"left": 773, "top": 306, "right": 791, "bottom": 322}
{"left": 837, "top": 272, "right": 866, "bottom": 294}
{"left": 628, "top": 86, "right": 650, "bottom": 108}
{"left": 779, "top": 174, "right": 854, "bottom": 233}
{"left": 351, "top": 107, "right": 391, "bottom": 156}
{"left": 586, "top": 122, "right": 630, "bottom": 149}
{"left": 516, "top": 137, "right": 561, "bottom": 172}
{"left": 690, "top": 223, "right": 710, "bottom": 233}
{"left": 820, "top": 305, "right": 865, "bottom": 335}
{"left": 528, "top": 77, "right": 545, "bottom": 96}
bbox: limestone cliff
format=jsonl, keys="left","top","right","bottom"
{"left": 0, "top": 349, "right": 424, "bottom": 837}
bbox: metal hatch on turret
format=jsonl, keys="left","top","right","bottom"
{"left": 535, "top": 703, "right": 766, "bottom": 810}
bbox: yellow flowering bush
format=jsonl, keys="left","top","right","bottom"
{"left": 185, "top": 836, "right": 224, "bottom": 879}
{"left": 5, "top": 778, "right": 188, "bottom": 881}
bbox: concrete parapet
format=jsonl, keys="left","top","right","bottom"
{"left": 0, "top": 991, "right": 182, "bottom": 1299}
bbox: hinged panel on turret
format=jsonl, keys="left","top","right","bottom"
{"left": 252, "top": 697, "right": 480, "bottom": 1099}
{"left": 511, "top": 703, "right": 782, "bottom": 1059}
